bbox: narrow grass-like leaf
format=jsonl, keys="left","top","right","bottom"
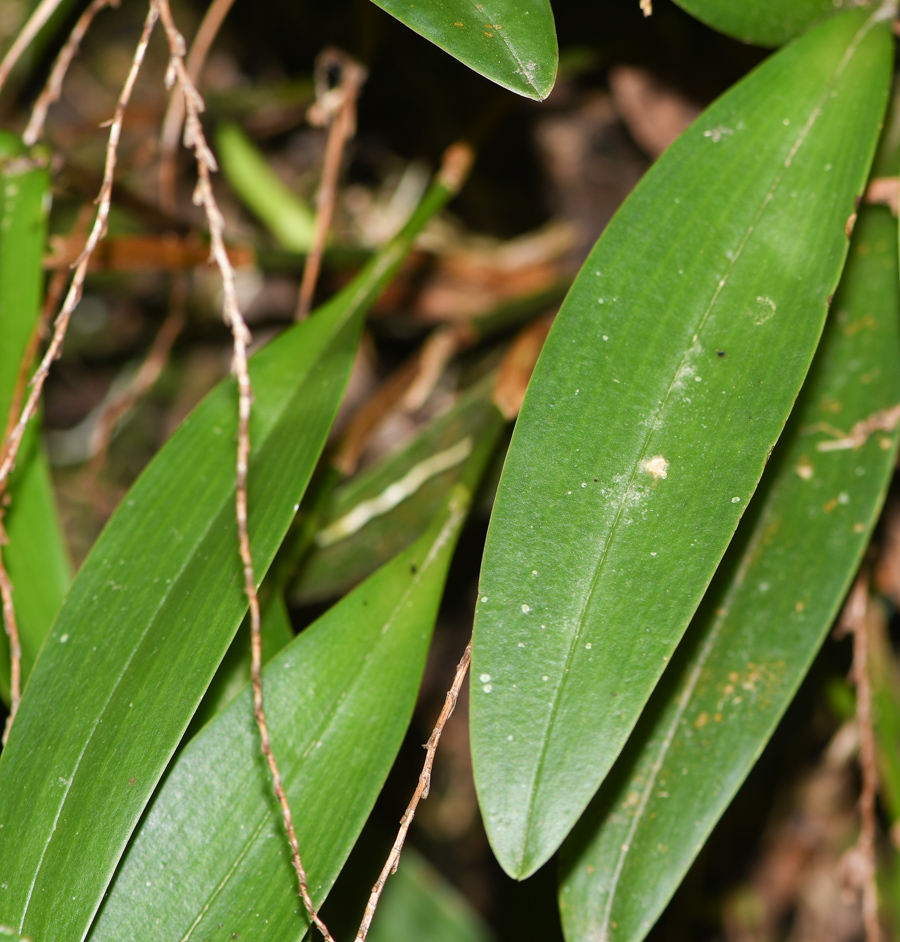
{"left": 673, "top": 0, "right": 876, "bottom": 47}
{"left": 558, "top": 205, "right": 900, "bottom": 942}
{"left": 367, "top": 847, "right": 496, "bottom": 942}
{"left": 88, "top": 437, "right": 498, "bottom": 942}
{"left": 0, "top": 134, "right": 70, "bottom": 702}
{"left": 368, "top": 0, "right": 557, "bottom": 101}
{"left": 0, "top": 175, "right": 459, "bottom": 942}
{"left": 294, "top": 375, "right": 499, "bottom": 603}
{"left": 216, "top": 121, "right": 316, "bottom": 252}
{"left": 470, "top": 9, "right": 893, "bottom": 878}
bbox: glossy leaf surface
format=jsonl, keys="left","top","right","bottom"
{"left": 470, "top": 9, "right": 892, "bottom": 878}
{"left": 90, "top": 460, "right": 492, "bottom": 941}
{"left": 369, "top": 0, "right": 557, "bottom": 100}
{"left": 673, "top": 0, "right": 876, "bottom": 47}
{"left": 0, "top": 135, "right": 70, "bottom": 702}
{"left": 559, "top": 205, "right": 900, "bottom": 942}
{"left": 0, "top": 177, "right": 458, "bottom": 942}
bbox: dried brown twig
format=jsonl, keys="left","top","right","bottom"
{"left": 355, "top": 640, "right": 472, "bottom": 942}
{"left": 89, "top": 303, "right": 184, "bottom": 470}
{"left": 0, "top": 1, "right": 159, "bottom": 742}
{"left": 836, "top": 571, "right": 881, "bottom": 942}
{"left": 158, "top": 0, "right": 237, "bottom": 211}
{"left": 155, "top": 3, "right": 335, "bottom": 938}
{"left": 0, "top": 0, "right": 67, "bottom": 96}
{"left": 296, "top": 49, "right": 367, "bottom": 321}
{"left": 23, "top": 0, "right": 120, "bottom": 146}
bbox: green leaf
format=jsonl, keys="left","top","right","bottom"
{"left": 367, "top": 847, "right": 496, "bottom": 942}
{"left": 469, "top": 8, "right": 893, "bottom": 878}
{"left": 672, "top": 0, "right": 878, "bottom": 47}
{"left": 0, "top": 135, "right": 71, "bottom": 703}
{"left": 88, "top": 448, "right": 496, "bottom": 942}
{"left": 0, "top": 174, "right": 459, "bottom": 942}
{"left": 558, "top": 204, "right": 900, "bottom": 942}
{"left": 216, "top": 121, "right": 316, "bottom": 252}
{"left": 293, "top": 375, "right": 500, "bottom": 603}
{"left": 368, "top": 0, "right": 557, "bottom": 101}
{"left": 188, "top": 590, "right": 294, "bottom": 730}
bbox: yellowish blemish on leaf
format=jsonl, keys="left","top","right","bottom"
{"left": 795, "top": 601, "right": 805, "bottom": 613}
{"left": 643, "top": 455, "right": 669, "bottom": 480}
{"left": 694, "top": 711, "right": 708, "bottom": 729}
{"left": 795, "top": 456, "right": 814, "bottom": 480}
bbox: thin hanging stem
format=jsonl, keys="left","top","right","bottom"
{"left": 355, "top": 639, "right": 472, "bottom": 942}
{"left": 155, "top": 3, "right": 334, "bottom": 939}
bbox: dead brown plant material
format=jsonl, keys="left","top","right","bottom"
{"left": 865, "top": 177, "right": 900, "bottom": 217}
{"left": 296, "top": 48, "right": 367, "bottom": 321}
{"left": 609, "top": 66, "right": 701, "bottom": 160}
{"left": 0, "top": 2, "right": 157, "bottom": 493}
{"left": 158, "top": 0, "right": 237, "bottom": 211}
{"left": 46, "top": 231, "right": 254, "bottom": 272}
{"left": 816, "top": 403, "right": 900, "bottom": 452}
{"left": 23, "top": 0, "right": 120, "bottom": 146}
{"left": 332, "top": 354, "right": 424, "bottom": 478}
{"left": 355, "top": 639, "right": 472, "bottom": 942}
{"left": 0, "top": 0, "right": 67, "bottom": 96}
{"left": 88, "top": 300, "right": 185, "bottom": 470}
{"left": 493, "top": 314, "right": 554, "bottom": 420}
{"left": 836, "top": 571, "right": 881, "bottom": 942}
{"left": 402, "top": 324, "right": 476, "bottom": 412}
{"left": 0, "top": 2, "right": 160, "bottom": 732}
{"left": 156, "top": 3, "right": 335, "bottom": 938}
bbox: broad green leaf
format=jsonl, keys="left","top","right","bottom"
{"left": 188, "top": 590, "right": 294, "bottom": 729}
{"left": 89, "top": 440, "right": 498, "bottom": 942}
{"left": 216, "top": 121, "right": 316, "bottom": 252}
{"left": 369, "top": 0, "right": 557, "bottom": 101}
{"left": 0, "top": 134, "right": 70, "bottom": 703}
{"left": 0, "top": 174, "right": 460, "bottom": 942}
{"left": 672, "top": 0, "right": 877, "bottom": 47}
{"left": 470, "top": 8, "right": 893, "bottom": 878}
{"left": 293, "top": 375, "right": 499, "bottom": 603}
{"left": 367, "top": 847, "right": 496, "bottom": 942}
{"left": 558, "top": 205, "right": 900, "bottom": 942}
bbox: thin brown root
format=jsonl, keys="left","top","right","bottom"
{"left": 0, "top": 521, "right": 21, "bottom": 746}
{"left": 295, "top": 49, "right": 367, "bottom": 321}
{"left": 158, "top": 0, "right": 237, "bottom": 211}
{"left": 0, "top": 1, "right": 159, "bottom": 495}
{"left": 837, "top": 571, "right": 881, "bottom": 942}
{"left": 156, "top": 3, "right": 333, "bottom": 938}
{"left": 23, "top": 0, "right": 120, "bottom": 146}
{"left": 89, "top": 301, "right": 184, "bottom": 470}
{"left": 355, "top": 639, "right": 472, "bottom": 942}
{"left": 0, "top": 0, "right": 66, "bottom": 96}
{"left": 2, "top": 202, "right": 93, "bottom": 458}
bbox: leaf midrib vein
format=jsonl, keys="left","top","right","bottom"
{"left": 515, "top": 12, "right": 878, "bottom": 874}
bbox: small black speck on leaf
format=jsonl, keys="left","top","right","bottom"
{"left": 716, "top": 350, "right": 725, "bottom": 357}
{"left": 410, "top": 563, "right": 418, "bottom": 574}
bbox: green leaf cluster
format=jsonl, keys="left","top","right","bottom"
{"left": 2, "top": 1, "right": 900, "bottom": 940}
